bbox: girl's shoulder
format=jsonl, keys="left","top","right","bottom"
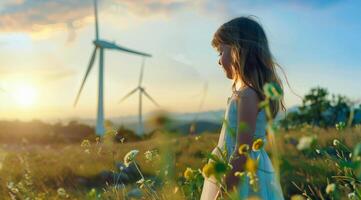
{"left": 232, "top": 86, "right": 258, "bottom": 100}
{"left": 231, "top": 86, "right": 262, "bottom": 112}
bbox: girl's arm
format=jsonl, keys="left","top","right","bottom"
{"left": 224, "top": 88, "right": 260, "bottom": 192}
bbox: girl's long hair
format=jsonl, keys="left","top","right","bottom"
{"left": 212, "top": 16, "right": 289, "bottom": 119}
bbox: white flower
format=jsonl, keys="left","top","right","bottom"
{"left": 325, "top": 183, "right": 336, "bottom": 194}
{"left": 136, "top": 178, "right": 145, "bottom": 184}
{"left": 57, "top": 188, "right": 68, "bottom": 197}
{"left": 348, "top": 192, "right": 355, "bottom": 199}
{"left": 297, "top": 136, "right": 316, "bottom": 151}
{"left": 7, "top": 182, "right": 19, "bottom": 194}
{"left": 124, "top": 150, "right": 139, "bottom": 167}
{"left": 144, "top": 149, "right": 159, "bottom": 162}
{"left": 333, "top": 139, "right": 340, "bottom": 146}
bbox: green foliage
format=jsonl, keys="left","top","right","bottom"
{"left": 280, "top": 87, "right": 361, "bottom": 130}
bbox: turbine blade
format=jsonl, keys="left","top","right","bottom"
{"left": 114, "top": 45, "right": 151, "bottom": 57}
{"left": 93, "top": 0, "right": 99, "bottom": 39}
{"left": 138, "top": 57, "right": 145, "bottom": 86}
{"left": 118, "top": 87, "right": 139, "bottom": 103}
{"left": 94, "top": 40, "right": 151, "bottom": 57}
{"left": 143, "top": 90, "right": 160, "bottom": 107}
{"left": 73, "top": 47, "right": 97, "bottom": 107}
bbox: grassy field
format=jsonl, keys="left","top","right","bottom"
{"left": 0, "top": 125, "right": 360, "bottom": 199}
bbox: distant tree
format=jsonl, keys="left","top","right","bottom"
{"left": 280, "top": 86, "right": 360, "bottom": 130}
{"left": 299, "top": 87, "right": 331, "bottom": 127}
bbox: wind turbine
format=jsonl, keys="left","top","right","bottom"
{"left": 118, "top": 58, "right": 160, "bottom": 136}
{"left": 73, "top": 0, "right": 152, "bottom": 136}
{"left": 190, "top": 81, "right": 208, "bottom": 135}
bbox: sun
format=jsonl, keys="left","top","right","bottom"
{"left": 12, "top": 84, "right": 38, "bottom": 107}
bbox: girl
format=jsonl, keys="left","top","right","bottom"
{"left": 200, "top": 16, "right": 286, "bottom": 199}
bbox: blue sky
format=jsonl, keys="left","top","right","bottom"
{"left": 0, "top": 0, "right": 360, "bottom": 120}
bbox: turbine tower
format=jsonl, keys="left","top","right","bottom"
{"left": 119, "top": 58, "right": 160, "bottom": 136}
{"left": 73, "top": 0, "right": 151, "bottom": 136}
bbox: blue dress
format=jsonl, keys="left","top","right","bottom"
{"left": 200, "top": 90, "right": 285, "bottom": 200}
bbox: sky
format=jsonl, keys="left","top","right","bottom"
{"left": 0, "top": 0, "right": 360, "bottom": 121}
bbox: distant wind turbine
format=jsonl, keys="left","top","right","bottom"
{"left": 118, "top": 58, "right": 160, "bottom": 136}
{"left": 73, "top": 0, "right": 152, "bottom": 136}
{"left": 190, "top": 81, "right": 208, "bottom": 135}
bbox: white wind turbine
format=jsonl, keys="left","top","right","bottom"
{"left": 118, "top": 58, "right": 160, "bottom": 136}
{"left": 73, "top": 0, "right": 152, "bottom": 136}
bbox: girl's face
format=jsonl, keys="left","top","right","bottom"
{"left": 218, "top": 44, "right": 233, "bottom": 79}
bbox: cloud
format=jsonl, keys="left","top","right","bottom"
{"left": 111, "top": 0, "right": 191, "bottom": 16}
{"left": 0, "top": 0, "right": 99, "bottom": 41}
{"left": 0, "top": 0, "right": 192, "bottom": 41}
{"left": 0, "top": 0, "right": 343, "bottom": 39}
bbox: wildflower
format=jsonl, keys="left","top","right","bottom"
{"left": 333, "top": 139, "right": 340, "bottom": 146}
{"left": 335, "top": 121, "right": 346, "bottom": 131}
{"left": 81, "top": 139, "right": 91, "bottom": 153}
{"left": 144, "top": 149, "right": 159, "bottom": 162}
{"left": 183, "top": 167, "right": 194, "bottom": 180}
{"left": 252, "top": 139, "right": 264, "bottom": 151}
{"left": 202, "top": 162, "right": 215, "bottom": 178}
{"left": 7, "top": 182, "right": 19, "bottom": 194}
{"left": 87, "top": 188, "right": 97, "bottom": 198}
{"left": 296, "top": 136, "right": 316, "bottom": 151}
{"left": 325, "top": 183, "right": 336, "bottom": 194}
{"left": 245, "top": 157, "right": 258, "bottom": 175}
{"left": 57, "top": 188, "right": 69, "bottom": 198}
{"left": 124, "top": 150, "right": 139, "bottom": 167}
{"left": 136, "top": 178, "right": 145, "bottom": 184}
{"left": 81, "top": 139, "right": 91, "bottom": 148}
{"left": 238, "top": 144, "right": 250, "bottom": 155}
{"left": 290, "top": 195, "right": 306, "bottom": 200}
{"left": 263, "top": 82, "right": 283, "bottom": 100}
{"left": 174, "top": 186, "right": 179, "bottom": 194}
{"left": 234, "top": 171, "right": 245, "bottom": 177}
{"left": 348, "top": 192, "right": 355, "bottom": 199}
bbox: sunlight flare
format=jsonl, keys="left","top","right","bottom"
{"left": 12, "top": 84, "right": 38, "bottom": 107}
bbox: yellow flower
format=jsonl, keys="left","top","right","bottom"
{"left": 238, "top": 144, "right": 250, "bottom": 155}
{"left": 183, "top": 167, "right": 194, "bottom": 180}
{"left": 202, "top": 162, "right": 215, "bottom": 178}
{"left": 252, "top": 139, "right": 264, "bottom": 151}
{"left": 245, "top": 157, "right": 258, "bottom": 174}
{"left": 234, "top": 171, "right": 245, "bottom": 177}
{"left": 290, "top": 194, "right": 306, "bottom": 200}
{"left": 325, "top": 183, "right": 336, "bottom": 194}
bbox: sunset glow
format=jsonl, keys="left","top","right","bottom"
{"left": 12, "top": 84, "right": 38, "bottom": 107}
